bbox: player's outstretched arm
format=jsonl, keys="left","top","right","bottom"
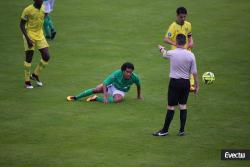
{"left": 158, "top": 45, "right": 169, "bottom": 59}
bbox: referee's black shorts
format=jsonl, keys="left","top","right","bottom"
{"left": 168, "top": 78, "right": 190, "bottom": 106}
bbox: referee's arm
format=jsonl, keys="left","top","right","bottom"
{"left": 158, "top": 45, "right": 170, "bottom": 59}
{"left": 193, "top": 73, "right": 199, "bottom": 94}
{"left": 191, "top": 58, "right": 199, "bottom": 94}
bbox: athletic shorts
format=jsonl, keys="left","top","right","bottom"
{"left": 107, "top": 85, "right": 125, "bottom": 97}
{"left": 168, "top": 78, "right": 190, "bottom": 106}
{"left": 23, "top": 35, "right": 49, "bottom": 51}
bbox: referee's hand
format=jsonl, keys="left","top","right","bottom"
{"left": 158, "top": 45, "right": 165, "bottom": 53}
{"left": 194, "top": 85, "right": 199, "bottom": 94}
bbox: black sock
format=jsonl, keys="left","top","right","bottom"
{"left": 180, "top": 109, "right": 187, "bottom": 132}
{"left": 162, "top": 110, "right": 175, "bottom": 132}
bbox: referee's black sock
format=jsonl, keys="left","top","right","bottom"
{"left": 180, "top": 109, "right": 187, "bottom": 132}
{"left": 162, "top": 110, "right": 174, "bottom": 132}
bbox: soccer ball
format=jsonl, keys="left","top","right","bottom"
{"left": 202, "top": 72, "right": 215, "bottom": 84}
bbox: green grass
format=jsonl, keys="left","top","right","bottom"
{"left": 0, "top": 0, "right": 250, "bottom": 166}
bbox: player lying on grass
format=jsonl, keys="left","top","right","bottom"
{"left": 67, "top": 62, "right": 143, "bottom": 104}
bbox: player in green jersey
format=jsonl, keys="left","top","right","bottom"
{"left": 67, "top": 62, "right": 143, "bottom": 104}
{"left": 43, "top": 0, "right": 56, "bottom": 39}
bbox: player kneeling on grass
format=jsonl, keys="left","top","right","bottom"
{"left": 67, "top": 62, "right": 143, "bottom": 104}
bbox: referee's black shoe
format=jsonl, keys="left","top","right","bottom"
{"left": 178, "top": 131, "right": 185, "bottom": 136}
{"left": 153, "top": 130, "right": 168, "bottom": 136}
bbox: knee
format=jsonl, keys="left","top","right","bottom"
{"left": 113, "top": 95, "right": 123, "bottom": 103}
{"left": 42, "top": 54, "right": 50, "bottom": 62}
{"left": 179, "top": 104, "right": 187, "bottom": 110}
{"left": 25, "top": 51, "right": 34, "bottom": 63}
{"left": 167, "top": 105, "right": 175, "bottom": 110}
{"left": 93, "top": 84, "right": 103, "bottom": 93}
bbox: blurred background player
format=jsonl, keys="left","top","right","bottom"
{"left": 67, "top": 62, "right": 143, "bottom": 104}
{"left": 163, "top": 7, "right": 195, "bottom": 91}
{"left": 20, "top": 0, "right": 51, "bottom": 88}
{"left": 43, "top": 0, "right": 56, "bottom": 40}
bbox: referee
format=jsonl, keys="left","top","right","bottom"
{"left": 153, "top": 34, "right": 199, "bottom": 136}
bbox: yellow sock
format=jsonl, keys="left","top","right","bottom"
{"left": 24, "top": 61, "right": 31, "bottom": 81}
{"left": 190, "top": 74, "right": 195, "bottom": 86}
{"left": 34, "top": 59, "right": 48, "bottom": 76}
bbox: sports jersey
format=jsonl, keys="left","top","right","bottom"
{"left": 163, "top": 48, "right": 197, "bottom": 79}
{"left": 21, "top": 4, "right": 45, "bottom": 40}
{"left": 103, "top": 70, "right": 140, "bottom": 92}
{"left": 165, "top": 21, "right": 192, "bottom": 50}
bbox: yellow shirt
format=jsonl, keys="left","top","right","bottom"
{"left": 21, "top": 4, "right": 45, "bottom": 40}
{"left": 165, "top": 21, "right": 192, "bottom": 50}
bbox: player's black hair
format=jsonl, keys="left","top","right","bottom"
{"left": 121, "top": 62, "right": 134, "bottom": 71}
{"left": 176, "top": 34, "right": 186, "bottom": 45}
{"left": 176, "top": 7, "right": 187, "bottom": 15}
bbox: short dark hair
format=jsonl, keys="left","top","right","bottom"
{"left": 121, "top": 62, "right": 134, "bottom": 71}
{"left": 176, "top": 34, "right": 186, "bottom": 46}
{"left": 176, "top": 7, "right": 187, "bottom": 15}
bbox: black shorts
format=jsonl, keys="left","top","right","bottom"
{"left": 168, "top": 78, "right": 190, "bottom": 106}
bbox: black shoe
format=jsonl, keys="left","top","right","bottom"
{"left": 30, "top": 73, "right": 43, "bottom": 86}
{"left": 51, "top": 30, "right": 56, "bottom": 40}
{"left": 152, "top": 130, "right": 168, "bottom": 136}
{"left": 25, "top": 81, "right": 33, "bottom": 89}
{"left": 178, "top": 131, "right": 185, "bottom": 136}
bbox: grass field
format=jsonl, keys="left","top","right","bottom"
{"left": 0, "top": 0, "right": 250, "bottom": 166}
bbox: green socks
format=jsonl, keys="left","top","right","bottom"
{"left": 24, "top": 61, "right": 31, "bottom": 81}
{"left": 75, "top": 88, "right": 114, "bottom": 103}
{"left": 75, "top": 88, "right": 94, "bottom": 100}
{"left": 96, "top": 96, "right": 114, "bottom": 103}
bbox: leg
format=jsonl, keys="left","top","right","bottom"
{"left": 162, "top": 79, "right": 178, "bottom": 132}
{"left": 161, "top": 105, "right": 175, "bottom": 132}
{"left": 35, "top": 47, "right": 50, "bottom": 76}
{"left": 73, "top": 84, "right": 103, "bottom": 101}
{"left": 178, "top": 79, "right": 190, "bottom": 135}
{"left": 24, "top": 50, "right": 34, "bottom": 88}
{"left": 39, "top": 47, "right": 50, "bottom": 62}
{"left": 25, "top": 50, "right": 34, "bottom": 63}
{"left": 31, "top": 47, "right": 50, "bottom": 86}
{"left": 179, "top": 104, "right": 187, "bottom": 135}
{"left": 92, "top": 86, "right": 125, "bottom": 103}
{"left": 153, "top": 79, "right": 178, "bottom": 136}
{"left": 113, "top": 94, "right": 123, "bottom": 103}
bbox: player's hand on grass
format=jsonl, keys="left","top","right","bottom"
{"left": 103, "top": 98, "right": 108, "bottom": 104}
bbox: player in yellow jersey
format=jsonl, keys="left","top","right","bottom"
{"left": 163, "top": 7, "right": 195, "bottom": 92}
{"left": 20, "top": 0, "right": 50, "bottom": 89}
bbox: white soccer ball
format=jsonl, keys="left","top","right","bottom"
{"left": 202, "top": 72, "right": 215, "bottom": 84}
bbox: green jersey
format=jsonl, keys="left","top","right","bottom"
{"left": 103, "top": 70, "right": 140, "bottom": 92}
